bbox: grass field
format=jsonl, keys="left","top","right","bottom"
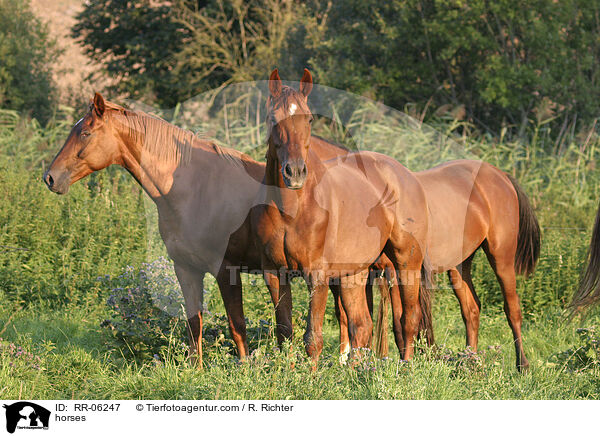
{"left": 1, "top": 280, "right": 600, "bottom": 400}
{"left": 1, "top": 106, "right": 600, "bottom": 400}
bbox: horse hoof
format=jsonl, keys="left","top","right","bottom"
{"left": 517, "top": 359, "right": 530, "bottom": 373}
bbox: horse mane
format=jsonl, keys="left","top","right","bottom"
{"left": 210, "top": 142, "right": 252, "bottom": 169}
{"left": 105, "top": 101, "right": 195, "bottom": 166}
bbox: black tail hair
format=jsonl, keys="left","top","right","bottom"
{"left": 506, "top": 174, "right": 541, "bottom": 277}
{"left": 571, "top": 199, "right": 600, "bottom": 313}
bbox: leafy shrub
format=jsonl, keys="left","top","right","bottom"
{"left": 551, "top": 327, "right": 600, "bottom": 372}
{"left": 100, "top": 258, "right": 188, "bottom": 359}
{"left": 0, "top": 0, "right": 59, "bottom": 123}
{"left": 100, "top": 257, "right": 277, "bottom": 361}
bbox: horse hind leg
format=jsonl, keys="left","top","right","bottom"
{"left": 385, "top": 244, "right": 423, "bottom": 361}
{"left": 385, "top": 267, "right": 404, "bottom": 354}
{"left": 338, "top": 271, "right": 373, "bottom": 355}
{"left": 447, "top": 256, "right": 481, "bottom": 350}
{"left": 330, "top": 280, "right": 351, "bottom": 363}
{"left": 482, "top": 240, "right": 529, "bottom": 371}
{"left": 372, "top": 269, "right": 391, "bottom": 358}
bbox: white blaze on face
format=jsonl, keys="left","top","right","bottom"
{"left": 289, "top": 103, "right": 297, "bottom": 116}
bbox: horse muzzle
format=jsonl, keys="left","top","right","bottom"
{"left": 43, "top": 169, "right": 70, "bottom": 195}
{"left": 281, "top": 159, "right": 307, "bottom": 190}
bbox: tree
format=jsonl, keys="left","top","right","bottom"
{"left": 0, "top": 0, "right": 59, "bottom": 123}
{"left": 72, "top": 0, "right": 203, "bottom": 107}
{"left": 310, "top": 0, "right": 600, "bottom": 135}
{"left": 72, "top": 0, "right": 323, "bottom": 106}
{"left": 174, "top": 0, "right": 324, "bottom": 92}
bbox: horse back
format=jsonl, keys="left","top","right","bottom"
{"left": 415, "top": 159, "right": 519, "bottom": 271}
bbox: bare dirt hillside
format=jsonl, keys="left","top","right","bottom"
{"left": 30, "top": 0, "right": 108, "bottom": 104}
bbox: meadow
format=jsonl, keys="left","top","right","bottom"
{"left": 1, "top": 100, "right": 600, "bottom": 400}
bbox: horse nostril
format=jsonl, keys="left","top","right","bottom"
{"left": 301, "top": 164, "right": 307, "bottom": 176}
{"left": 283, "top": 163, "right": 293, "bottom": 178}
{"left": 45, "top": 173, "right": 54, "bottom": 187}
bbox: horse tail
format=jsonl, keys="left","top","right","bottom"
{"left": 419, "top": 256, "right": 435, "bottom": 346}
{"left": 570, "top": 200, "right": 600, "bottom": 313}
{"left": 373, "top": 273, "right": 390, "bottom": 358}
{"left": 506, "top": 174, "right": 541, "bottom": 277}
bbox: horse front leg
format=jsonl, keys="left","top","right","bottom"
{"left": 304, "top": 272, "right": 329, "bottom": 368}
{"left": 262, "top": 259, "right": 293, "bottom": 346}
{"left": 173, "top": 263, "right": 206, "bottom": 368}
{"left": 216, "top": 261, "right": 249, "bottom": 358}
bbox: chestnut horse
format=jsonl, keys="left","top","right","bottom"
{"left": 44, "top": 94, "right": 266, "bottom": 367}
{"left": 251, "top": 69, "right": 432, "bottom": 363}
{"left": 43, "top": 93, "right": 392, "bottom": 366}
{"left": 415, "top": 161, "right": 539, "bottom": 371}
{"left": 259, "top": 70, "right": 540, "bottom": 370}
{"left": 343, "top": 159, "right": 540, "bottom": 371}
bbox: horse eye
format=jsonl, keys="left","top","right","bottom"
{"left": 81, "top": 131, "right": 90, "bottom": 138}
{"left": 309, "top": 117, "right": 314, "bottom": 124}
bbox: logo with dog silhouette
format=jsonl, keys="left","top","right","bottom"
{"left": 2, "top": 402, "right": 50, "bottom": 433}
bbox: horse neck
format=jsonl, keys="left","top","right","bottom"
{"left": 115, "top": 116, "right": 262, "bottom": 217}
{"left": 310, "top": 136, "right": 350, "bottom": 161}
{"left": 116, "top": 138, "right": 172, "bottom": 201}
{"left": 111, "top": 113, "right": 190, "bottom": 201}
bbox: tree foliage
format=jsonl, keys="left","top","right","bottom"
{"left": 72, "top": 0, "right": 205, "bottom": 107}
{"left": 72, "top": 0, "right": 600, "bottom": 134}
{"left": 311, "top": 0, "right": 600, "bottom": 133}
{"left": 174, "top": 0, "right": 325, "bottom": 93}
{"left": 72, "top": 0, "right": 321, "bottom": 105}
{"left": 0, "top": 0, "right": 59, "bottom": 123}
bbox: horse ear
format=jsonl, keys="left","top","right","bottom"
{"left": 93, "top": 92, "right": 105, "bottom": 118}
{"left": 269, "top": 69, "right": 282, "bottom": 98}
{"left": 299, "top": 68, "right": 313, "bottom": 98}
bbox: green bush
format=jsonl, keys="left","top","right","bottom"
{"left": 551, "top": 327, "right": 600, "bottom": 372}
{"left": 0, "top": 0, "right": 59, "bottom": 123}
{"left": 100, "top": 258, "right": 187, "bottom": 360}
